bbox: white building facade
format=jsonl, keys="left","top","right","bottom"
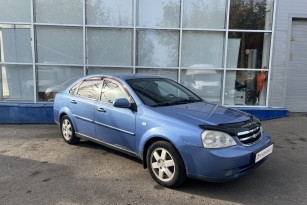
{"left": 1, "top": 0, "right": 305, "bottom": 123}
{"left": 270, "top": 0, "right": 307, "bottom": 112}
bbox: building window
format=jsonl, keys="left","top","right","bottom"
{"left": 87, "top": 28, "right": 133, "bottom": 66}
{"left": 37, "top": 66, "right": 83, "bottom": 102}
{"left": 0, "top": 0, "right": 275, "bottom": 106}
{"left": 229, "top": 0, "right": 274, "bottom": 30}
{"left": 181, "top": 69, "right": 223, "bottom": 104}
{"left": 227, "top": 32, "right": 271, "bottom": 69}
{"left": 0, "top": 0, "right": 31, "bottom": 23}
{"left": 181, "top": 31, "right": 225, "bottom": 68}
{"left": 183, "top": 0, "right": 227, "bottom": 29}
{"left": 0, "top": 65, "right": 34, "bottom": 102}
{"left": 0, "top": 25, "right": 32, "bottom": 63}
{"left": 136, "top": 29, "right": 179, "bottom": 67}
{"left": 35, "top": 0, "right": 83, "bottom": 24}
{"left": 36, "top": 26, "right": 83, "bottom": 65}
{"left": 136, "top": 68, "right": 178, "bottom": 82}
{"left": 86, "top": 0, "right": 133, "bottom": 26}
{"left": 224, "top": 70, "right": 268, "bottom": 106}
{"left": 137, "top": 0, "right": 181, "bottom": 28}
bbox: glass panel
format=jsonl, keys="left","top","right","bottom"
{"left": 69, "top": 81, "right": 83, "bottom": 95}
{"left": 137, "top": 0, "right": 180, "bottom": 28}
{"left": 88, "top": 67, "right": 132, "bottom": 75}
{"left": 0, "top": 0, "right": 31, "bottom": 22}
{"left": 87, "top": 28, "right": 133, "bottom": 66}
{"left": 227, "top": 32, "right": 271, "bottom": 69}
{"left": 224, "top": 70, "right": 268, "bottom": 106}
{"left": 181, "top": 31, "right": 224, "bottom": 68}
{"left": 77, "top": 78, "right": 101, "bottom": 99}
{"left": 35, "top": 0, "right": 83, "bottom": 24}
{"left": 180, "top": 69, "right": 223, "bottom": 104}
{"left": 136, "top": 68, "right": 178, "bottom": 82}
{"left": 100, "top": 79, "right": 131, "bottom": 103}
{"left": 127, "top": 78, "right": 202, "bottom": 107}
{"left": 0, "top": 65, "right": 33, "bottom": 102}
{"left": 36, "top": 26, "right": 83, "bottom": 64}
{"left": 183, "top": 0, "right": 227, "bottom": 29}
{"left": 86, "top": 0, "right": 133, "bottom": 26}
{"left": 0, "top": 27, "right": 32, "bottom": 63}
{"left": 229, "top": 0, "right": 274, "bottom": 30}
{"left": 37, "top": 66, "right": 83, "bottom": 102}
{"left": 137, "top": 29, "right": 179, "bottom": 67}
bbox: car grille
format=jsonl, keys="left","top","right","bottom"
{"left": 237, "top": 126, "right": 262, "bottom": 146}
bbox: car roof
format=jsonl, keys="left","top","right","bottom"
{"left": 86, "top": 73, "right": 166, "bottom": 80}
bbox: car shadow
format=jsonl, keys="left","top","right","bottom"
{"left": 76, "top": 140, "right": 143, "bottom": 165}
{"left": 77, "top": 139, "right": 298, "bottom": 204}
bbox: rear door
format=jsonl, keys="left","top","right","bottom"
{"left": 95, "top": 78, "right": 136, "bottom": 152}
{"left": 69, "top": 77, "right": 102, "bottom": 138}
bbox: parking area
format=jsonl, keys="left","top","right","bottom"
{"left": 0, "top": 113, "right": 307, "bottom": 205}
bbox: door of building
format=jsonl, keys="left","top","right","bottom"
{"left": 285, "top": 19, "right": 307, "bottom": 112}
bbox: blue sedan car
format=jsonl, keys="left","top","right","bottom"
{"left": 53, "top": 74, "right": 273, "bottom": 187}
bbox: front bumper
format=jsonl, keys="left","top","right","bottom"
{"left": 181, "top": 131, "right": 272, "bottom": 182}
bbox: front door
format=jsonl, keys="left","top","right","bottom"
{"left": 95, "top": 78, "right": 136, "bottom": 152}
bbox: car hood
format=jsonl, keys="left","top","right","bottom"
{"left": 151, "top": 101, "right": 251, "bottom": 126}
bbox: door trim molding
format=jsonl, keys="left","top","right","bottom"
{"left": 75, "top": 132, "right": 139, "bottom": 158}
{"left": 94, "top": 121, "right": 135, "bottom": 136}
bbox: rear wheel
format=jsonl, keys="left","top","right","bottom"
{"left": 147, "top": 141, "right": 186, "bottom": 188}
{"left": 60, "top": 116, "right": 80, "bottom": 144}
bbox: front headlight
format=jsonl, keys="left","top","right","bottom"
{"left": 201, "top": 130, "right": 237, "bottom": 148}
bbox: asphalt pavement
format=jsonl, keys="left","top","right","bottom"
{"left": 0, "top": 113, "right": 307, "bottom": 205}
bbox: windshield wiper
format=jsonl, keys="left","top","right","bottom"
{"left": 151, "top": 99, "right": 202, "bottom": 107}
{"left": 173, "top": 99, "right": 202, "bottom": 104}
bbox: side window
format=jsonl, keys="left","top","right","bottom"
{"left": 69, "top": 81, "right": 82, "bottom": 95}
{"left": 100, "top": 79, "right": 131, "bottom": 104}
{"left": 76, "top": 78, "right": 101, "bottom": 99}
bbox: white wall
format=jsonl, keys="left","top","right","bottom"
{"left": 270, "top": 0, "right": 307, "bottom": 108}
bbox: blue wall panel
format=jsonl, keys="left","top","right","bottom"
{"left": 0, "top": 103, "right": 54, "bottom": 123}
{"left": 0, "top": 103, "right": 288, "bottom": 123}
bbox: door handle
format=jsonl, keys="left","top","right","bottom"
{"left": 70, "top": 100, "right": 77, "bottom": 104}
{"left": 97, "top": 107, "right": 106, "bottom": 113}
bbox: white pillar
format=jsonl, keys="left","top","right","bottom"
{"left": 259, "top": 0, "right": 273, "bottom": 106}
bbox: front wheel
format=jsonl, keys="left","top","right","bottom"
{"left": 147, "top": 141, "right": 186, "bottom": 188}
{"left": 60, "top": 116, "right": 80, "bottom": 144}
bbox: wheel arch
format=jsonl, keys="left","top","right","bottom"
{"left": 142, "top": 137, "right": 171, "bottom": 169}
{"left": 141, "top": 136, "right": 188, "bottom": 171}
{"left": 58, "top": 107, "right": 78, "bottom": 132}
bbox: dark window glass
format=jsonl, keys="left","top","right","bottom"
{"left": 229, "top": 0, "right": 274, "bottom": 30}
{"left": 76, "top": 78, "right": 101, "bottom": 99}
{"left": 127, "top": 78, "right": 202, "bottom": 107}
{"left": 100, "top": 79, "right": 131, "bottom": 103}
{"left": 227, "top": 32, "right": 271, "bottom": 69}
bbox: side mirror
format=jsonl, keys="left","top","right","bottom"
{"left": 113, "top": 98, "right": 131, "bottom": 109}
{"left": 113, "top": 98, "right": 137, "bottom": 112}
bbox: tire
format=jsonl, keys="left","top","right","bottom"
{"left": 241, "top": 88, "right": 251, "bottom": 102}
{"left": 147, "top": 141, "right": 186, "bottom": 188}
{"left": 60, "top": 116, "right": 80, "bottom": 144}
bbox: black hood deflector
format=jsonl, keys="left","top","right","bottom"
{"left": 199, "top": 116, "right": 261, "bottom": 136}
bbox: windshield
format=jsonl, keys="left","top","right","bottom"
{"left": 126, "top": 78, "right": 203, "bottom": 107}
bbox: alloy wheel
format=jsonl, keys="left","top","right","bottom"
{"left": 150, "top": 148, "right": 175, "bottom": 182}
{"left": 62, "top": 118, "right": 73, "bottom": 141}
